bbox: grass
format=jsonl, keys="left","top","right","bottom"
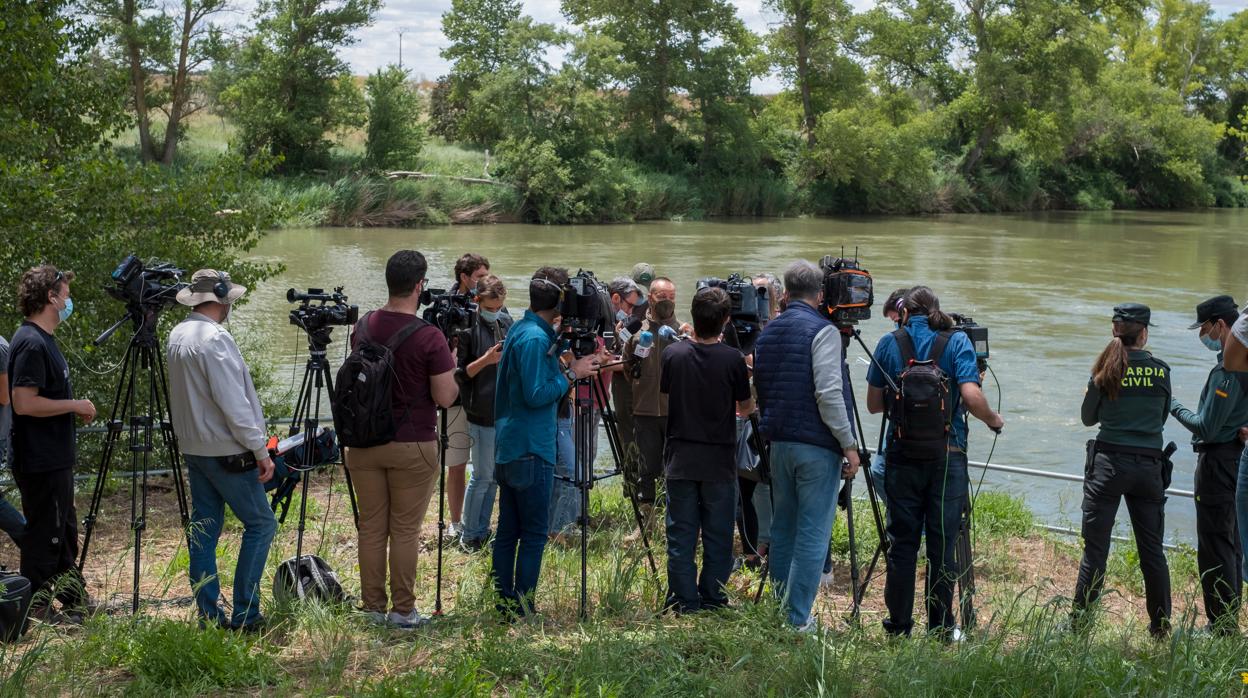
{"left": 0, "top": 468, "right": 1244, "bottom": 696}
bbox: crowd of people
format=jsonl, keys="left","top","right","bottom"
{"left": 3, "top": 251, "right": 1247, "bottom": 639}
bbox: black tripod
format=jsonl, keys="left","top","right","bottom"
{"left": 275, "top": 325, "right": 359, "bottom": 581}
{"left": 79, "top": 308, "right": 191, "bottom": 614}
{"left": 562, "top": 370, "right": 657, "bottom": 621}
{"left": 432, "top": 405, "right": 454, "bottom": 616}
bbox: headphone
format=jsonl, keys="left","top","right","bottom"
{"left": 195, "top": 271, "right": 232, "bottom": 301}
{"left": 531, "top": 276, "right": 565, "bottom": 309}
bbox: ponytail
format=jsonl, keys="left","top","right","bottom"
{"left": 1092, "top": 321, "right": 1144, "bottom": 400}
{"left": 902, "top": 286, "right": 954, "bottom": 331}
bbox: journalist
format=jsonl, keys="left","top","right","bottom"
{"left": 8, "top": 265, "right": 95, "bottom": 624}
{"left": 624, "top": 277, "right": 683, "bottom": 518}
{"left": 607, "top": 277, "right": 645, "bottom": 454}
{"left": 348, "top": 250, "right": 458, "bottom": 629}
{"left": 492, "top": 267, "right": 598, "bottom": 617}
{"left": 443, "top": 253, "right": 492, "bottom": 541}
{"left": 1070, "top": 303, "right": 1172, "bottom": 636}
{"left": 865, "top": 286, "right": 1003, "bottom": 640}
{"left": 736, "top": 273, "right": 782, "bottom": 570}
{"left": 1171, "top": 295, "right": 1248, "bottom": 636}
{"left": 455, "top": 274, "right": 513, "bottom": 552}
{"left": 867, "top": 287, "right": 911, "bottom": 507}
{"left": 662, "top": 287, "right": 754, "bottom": 612}
{"left": 167, "top": 269, "right": 277, "bottom": 632}
{"left": 753, "top": 260, "right": 860, "bottom": 631}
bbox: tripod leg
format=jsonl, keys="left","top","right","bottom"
{"left": 153, "top": 350, "right": 192, "bottom": 554}
{"left": 592, "top": 378, "right": 657, "bottom": 577}
{"left": 79, "top": 342, "right": 139, "bottom": 573}
{"left": 957, "top": 494, "right": 976, "bottom": 630}
{"left": 842, "top": 478, "right": 861, "bottom": 625}
{"left": 320, "top": 366, "right": 358, "bottom": 530}
{"left": 435, "top": 407, "right": 447, "bottom": 616}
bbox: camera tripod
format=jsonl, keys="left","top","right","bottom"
{"left": 274, "top": 324, "right": 359, "bottom": 588}
{"left": 79, "top": 309, "right": 192, "bottom": 614}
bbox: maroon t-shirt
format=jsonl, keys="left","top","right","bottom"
{"left": 353, "top": 310, "right": 455, "bottom": 443}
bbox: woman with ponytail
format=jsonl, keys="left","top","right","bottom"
{"left": 1072, "top": 303, "right": 1173, "bottom": 637}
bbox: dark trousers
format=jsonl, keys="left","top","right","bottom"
{"left": 883, "top": 451, "right": 967, "bottom": 636}
{"left": 736, "top": 477, "right": 760, "bottom": 557}
{"left": 612, "top": 373, "right": 636, "bottom": 450}
{"left": 491, "top": 455, "right": 554, "bottom": 616}
{"left": 665, "top": 478, "right": 736, "bottom": 612}
{"left": 1194, "top": 447, "right": 1243, "bottom": 634}
{"left": 1072, "top": 451, "right": 1171, "bottom": 633}
{"left": 14, "top": 468, "right": 86, "bottom": 608}
{"left": 633, "top": 415, "right": 667, "bottom": 504}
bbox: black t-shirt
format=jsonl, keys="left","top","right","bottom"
{"left": 660, "top": 340, "right": 751, "bottom": 481}
{"left": 8, "top": 322, "right": 76, "bottom": 473}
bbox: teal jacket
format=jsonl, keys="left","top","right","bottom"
{"left": 494, "top": 309, "right": 571, "bottom": 465}
{"left": 1171, "top": 352, "right": 1248, "bottom": 446}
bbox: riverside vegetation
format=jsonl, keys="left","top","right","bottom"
{"left": 0, "top": 470, "right": 1246, "bottom": 696}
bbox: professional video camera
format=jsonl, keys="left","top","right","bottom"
{"left": 560, "top": 269, "right": 609, "bottom": 358}
{"left": 950, "top": 313, "right": 990, "bottom": 371}
{"left": 696, "top": 273, "right": 769, "bottom": 352}
{"left": 95, "top": 255, "right": 189, "bottom": 345}
{"left": 288, "top": 287, "right": 359, "bottom": 337}
{"left": 419, "top": 288, "right": 477, "bottom": 339}
{"left": 819, "top": 252, "right": 873, "bottom": 327}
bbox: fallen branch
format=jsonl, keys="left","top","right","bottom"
{"left": 385, "top": 171, "right": 514, "bottom": 188}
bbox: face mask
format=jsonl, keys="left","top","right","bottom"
{"left": 1201, "top": 332, "right": 1222, "bottom": 352}
{"left": 57, "top": 296, "right": 74, "bottom": 323}
{"left": 616, "top": 309, "right": 630, "bottom": 323}
{"left": 654, "top": 299, "right": 675, "bottom": 319}
{"left": 480, "top": 309, "right": 501, "bottom": 323}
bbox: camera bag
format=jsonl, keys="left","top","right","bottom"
{"left": 0, "top": 570, "right": 32, "bottom": 642}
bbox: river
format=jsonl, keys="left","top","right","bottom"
{"left": 235, "top": 210, "right": 1248, "bottom": 545}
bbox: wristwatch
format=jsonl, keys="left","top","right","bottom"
{"left": 564, "top": 367, "right": 577, "bottom": 385}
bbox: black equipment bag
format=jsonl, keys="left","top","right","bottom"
{"left": 888, "top": 329, "right": 953, "bottom": 461}
{"left": 273, "top": 554, "right": 346, "bottom": 605}
{"left": 332, "top": 312, "right": 427, "bottom": 449}
{"left": 0, "top": 571, "right": 32, "bottom": 642}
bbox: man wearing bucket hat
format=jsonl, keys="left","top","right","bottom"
{"left": 1171, "top": 294, "right": 1248, "bottom": 636}
{"left": 167, "top": 269, "right": 277, "bottom": 632}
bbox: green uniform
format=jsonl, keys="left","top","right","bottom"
{"left": 1081, "top": 350, "right": 1171, "bottom": 450}
{"left": 1170, "top": 354, "right": 1248, "bottom": 446}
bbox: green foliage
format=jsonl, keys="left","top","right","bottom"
{"left": 973, "top": 491, "right": 1036, "bottom": 539}
{"left": 364, "top": 66, "right": 425, "bottom": 171}
{"left": 215, "top": 0, "right": 379, "bottom": 171}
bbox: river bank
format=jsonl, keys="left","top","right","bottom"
{"left": 0, "top": 475, "right": 1241, "bottom": 695}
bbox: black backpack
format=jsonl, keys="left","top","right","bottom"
{"left": 273, "top": 554, "right": 346, "bottom": 605}
{"left": 887, "top": 328, "right": 954, "bottom": 461}
{"left": 332, "top": 311, "right": 427, "bottom": 449}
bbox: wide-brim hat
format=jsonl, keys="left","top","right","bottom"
{"left": 176, "top": 269, "right": 247, "bottom": 307}
{"left": 1186, "top": 294, "right": 1237, "bottom": 330}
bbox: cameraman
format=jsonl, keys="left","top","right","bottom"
{"left": 736, "top": 273, "right": 782, "bottom": 569}
{"left": 455, "top": 274, "right": 512, "bottom": 552}
{"left": 661, "top": 287, "right": 753, "bottom": 612}
{"left": 865, "top": 286, "right": 1003, "bottom": 640}
{"left": 442, "top": 253, "right": 492, "bottom": 541}
{"left": 492, "top": 267, "right": 598, "bottom": 618}
{"left": 868, "top": 287, "right": 911, "bottom": 506}
{"left": 167, "top": 269, "right": 277, "bottom": 632}
{"left": 753, "top": 261, "right": 860, "bottom": 631}
{"left": 623, "top": 277, "right": 685, "bottom": 518}
{"left": 607, "top": 277, "right": 645, "bottom": 452}
{"left": 9, "top": 265, "right": 95, "bottom": 624}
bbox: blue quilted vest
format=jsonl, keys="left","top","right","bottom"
{"left": 754, "top": 301, "right": 844, "bottom": 453}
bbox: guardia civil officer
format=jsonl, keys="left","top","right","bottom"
{"left": 1171, "top": 294, "right": 1248, "bottom": 636}
{"left": 1070, "top": 303, "right": 1172, "bottom": 636}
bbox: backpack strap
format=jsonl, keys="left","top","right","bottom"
{"left": 892, "top": 328, "right": 917, "bottom": 366}
{"left": 926, "top": 331, "right": 952, "bottom": 363}
{"left": 353, "top": 311, "right": 374, "bottom": 345}
{"left": 384, "top": 316, "right": 430, "bottom": 352}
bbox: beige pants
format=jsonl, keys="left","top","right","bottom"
{"left": 347, "top": 440, "right": 439, "bottom": 614}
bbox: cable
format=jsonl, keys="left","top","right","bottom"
{"left": 968, "top": 362, "right": 1002, "bottom": 509}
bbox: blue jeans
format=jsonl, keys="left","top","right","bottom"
{"left": 549, "top": 417, "right": 578, "bottom": 535}
{"left": 870, "top": 452, "right": 888, "bottom": 505}
{"left": 0, "top": 439, "right": 24, "bottom": 547}
{"left": 883, "top": 451, "right": 968, "bottom": 636}
{"left": 1238, "top": 446, "right": 1248, "bottom": 581}
{"left": 768, "top": 441, "right": 843, "bottom": 627}
{"left": 491, "top": 455, "right": 554, "bottom": 615}
{"left": 185, "top": 454, "right": 278, "bottom": 628}
{"left": 665, "top": 478, "right": 736, "bottom": 612}
{"left": 461, "top": 423, "right": 498, "bottom": 543}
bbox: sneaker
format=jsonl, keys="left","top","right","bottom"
{"left": 819, "top": 569, "right": 835, "bottom": 591}
{"left": 443, "top": 523, "right": 462, "bottom": 546}
{"left": 950, "top": 627, "right": 966, "bottom": 643}
{"left": 459, "top": 537, "right": 485, "bottom": 554}
{"left": 359, "top": 608, "right": 388, "bottom": 626}
{"left": 387, "top": 609, "right": 431, "bottom": 630}
{"left": 29, "top": 604, "right": 80, "bottom": 626}
{"left": 796, "top": 616, "right": 819, "bottom": 634}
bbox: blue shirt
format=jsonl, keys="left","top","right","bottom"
{"left": 494, "top": 309, "right": 571, "bottom": 465}
{"left": 866, "top": 315, "right": 980, "bottom": 450}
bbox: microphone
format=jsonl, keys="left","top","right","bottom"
{"left": 634, "top": 330, "right": 655, "bottom": 359}
{"left": 658, "top": 325, "right": 677, "bottom": 341}
{"left": 619, "top": 319, "right": 642, "bottom": 344}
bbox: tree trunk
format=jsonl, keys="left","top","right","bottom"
{"left": 961, "top": 120, "right": 995, "bottom": 175}
{"left": 123, "top": 0, "right": 155, "bottom": 162}
{"left": 160, "top": 0, "right": 195, "bottom": 165}
{"left": 795, "top": 2, "right": 816, "bottom": 148}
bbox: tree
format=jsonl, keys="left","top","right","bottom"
{"left": 853, "top": 0, "right": 964, "bottom": 105}
{"left": 441, "top": 0, "right": 523, "bottom": 78}
{"left": 86, "top": 0, "right": 230, "bottom": 164}
{"left": 364, "top": 66, "right": 424, "bottom": 170}
{"left": 217, "top": 0, "right": 379, "bottom": 171}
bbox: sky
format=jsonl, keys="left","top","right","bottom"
{"left": 302, "top": 0, "right": 1247, "bottom": 95}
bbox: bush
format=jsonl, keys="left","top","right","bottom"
{"left": 364, "top": 66, "right": 425, "bottom": 171}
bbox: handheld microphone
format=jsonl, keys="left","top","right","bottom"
{"left": 634, "top": 330, "right": 655, "bottom": 359}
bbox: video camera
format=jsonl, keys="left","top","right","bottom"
{"left": 950, "top": 313, "right": 990, "bottom": 371}
{"left": 288, "top": 287, "right": 359, "bottom": 338}
{"left": 559, "top": 270, "right": 609, "bottom": 358}
{"left": 696, "top": 273, "right": 769, "bottom": 353}
{"left": 106, "top": 255, "right": 187, "bottom": 311}
{"left": 819, "top": 253, "right": 873, "bottom": 327}
{"left": 419, "top": 288, "right": 477, "bottom": 340}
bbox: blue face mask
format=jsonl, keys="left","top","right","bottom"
{"left": 616, "top": 309, "right": 629, "bottom": 323}
{"left": 57, "top": 296, "right": 74, "bottom": 323}
{"left": 480, "top": 309, "right": 501, "bottom": 323}
{"left": 1201, "top": 332, "right": 1222, "bottom": 352}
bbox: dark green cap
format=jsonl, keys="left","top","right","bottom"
{"left": 631, "top": 262, "right": 655, "bottom": 288}
{"left": 1112, "top": 303, "right": 1155, "bottom": 327}
{"left": 1187, "top": 295, "right": 1238, "bottom": 329}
